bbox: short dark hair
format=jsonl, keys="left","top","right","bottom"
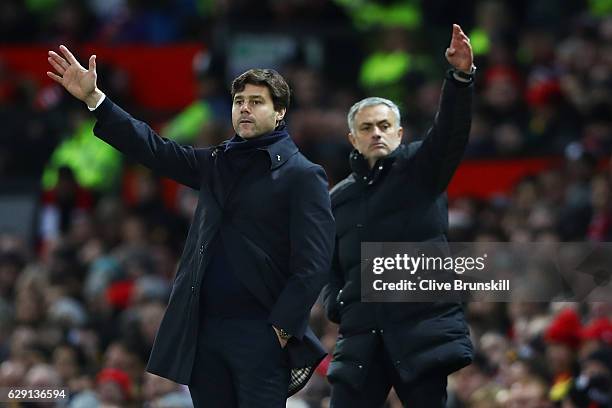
{"left": 231, "top": 69, "right": 290, "bottom": 112}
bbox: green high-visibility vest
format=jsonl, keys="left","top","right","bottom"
{"left": 42, "top": 119, "right": 122, "bottom": 191}
{"left": 25, "top": 0, "right": 59, "bottom": 13}
{"left": 334, "top": 0, "right": 421, "bottom": 29}
{"left": 589, "top": 0, "right": 612, "bottom": 15}
{"left": 161, "top": 101, "right": 212, "bottom": 143}
{"left": 360, "top": 51, "right": 412, "bottom": 88}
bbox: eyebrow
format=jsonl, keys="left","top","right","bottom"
{"left": 234, "top": 95, "right": 265, "bottom": 101}
{"left": 360, "top": 119, "right": 392, "bottom": 127}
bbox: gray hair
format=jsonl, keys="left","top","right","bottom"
{"left": 347, "top": 97, "right": 401, "bottom": 134}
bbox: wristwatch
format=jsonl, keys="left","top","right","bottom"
{"left": 277, "top": 328, "right": 291, "bottom": 341}
{"left": 452, "top": 64, "right": 477, "bottom": 82}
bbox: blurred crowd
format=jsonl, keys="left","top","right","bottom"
{"left": 0, "top": 0, "right": 351, "bottom": 45}
{"left": 1, "top": 0, "right": 612, "bottom": 407}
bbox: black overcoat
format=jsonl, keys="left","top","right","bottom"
{"left": 322, "top": 75, "right": 475, "bottom": 390}
{"left": 91, "top": 97, "right": 335, "bottom": 395}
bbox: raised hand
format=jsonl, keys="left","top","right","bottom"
{"left": 47, "top": 45, "right": 103, "bottom": 108}
{"left": 445, "top": 24, "right": 474, "bottom": 73}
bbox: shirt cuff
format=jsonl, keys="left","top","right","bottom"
{"left": 452, "top": 72, "right": 473, "bottom": 83}
{"left": 446, "top": 69, "right": 474, "bottom": 87}
{"left": 87, "top": 93, "right": 106, "bottom": 111}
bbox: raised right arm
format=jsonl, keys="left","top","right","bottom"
{"left": 91, "top": 97, "right": 206, "bottom": 190}
{"left": 47, "top": 45, "right": 207, "bottom": 190}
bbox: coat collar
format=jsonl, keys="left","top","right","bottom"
{"left": 260, "top": 135, "right": 299, "bottom": 170}
{"left": 253, "top": 121, "right": 299, "bottom": 170}
{"left": 349, "top": 144, "right": 404, "bottom": 184}
{"left": 213, "top": 124, "right": 299, "bottom": 170}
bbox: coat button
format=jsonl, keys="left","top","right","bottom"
{"left": 368, "top": 180, "right": 373, "bottom": 185}
{"left": 199, "top": 244, "right": 205, "bottom": 254}
{"left": 339, "top": 301, "right": 344, "bottom": 306}
{"left": 378, "top": 165, "right": 383, "bottom": 170}
{"left": 380, "top": 329, "right": 384, "bottom": 334}
{"left": 371, "top": 329, "right": 376, "bottom": 334}
{"left": 191, "top": 286, "right": 195, "bottom": 293}
{"left": 362, "top": 176, "right": 367, "bottom": 181}
{"left": 395, "top": 360, "right": 401, "bottom": 366}
{"left": 358, "top": 365, "right": 363, "bottom": 369}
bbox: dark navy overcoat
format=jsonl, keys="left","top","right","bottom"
{"left": 322, "top": 76, "right": 475, "bottom": 390}
{"left": 92, "top": 97, "right": 335, "bottom": 395}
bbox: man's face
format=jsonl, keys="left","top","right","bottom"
{"left": 349, "top": 104, "right": 403, "bottom": 167}
{"left": 232, "top": 84, "right": 285, "bottom": 139}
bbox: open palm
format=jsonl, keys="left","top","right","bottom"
{"left": 47, "top": 45, "right": 97, "bottom": 102}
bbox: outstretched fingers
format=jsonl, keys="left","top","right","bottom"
{"left": 59, "top": 45, "right": 80, "bottom": 67}
{"left": 47, "top": 57, "right": 65, "bottom": 75}
{"left": 46, "top": 71, "right": 62, "bottom": 83}
{"left": 48, "top": 51, "right": 69, "bottom": 69}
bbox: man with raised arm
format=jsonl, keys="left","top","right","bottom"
{"left": 322, "top": 24, "right": 475, "bottom": 407}
{"left": 47, "top": 48, "right": 335, "bottom": 407}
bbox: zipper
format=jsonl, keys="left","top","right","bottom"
{"left": 191, "top": 240, "right": 208, "bottom": 296}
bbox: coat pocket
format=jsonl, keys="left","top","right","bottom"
{"left": 327, "top": 332, "right": 378, "bottom": 390}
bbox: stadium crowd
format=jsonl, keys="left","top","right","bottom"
{"left": 0, "top": 0, "right": 611, "bottom": 407}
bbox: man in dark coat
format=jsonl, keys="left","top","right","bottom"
{"left": 47, "top": 48, "right": 335, "bottom": 407}
{"left": 322, "top": 24, "right": 475, "bottom": 407}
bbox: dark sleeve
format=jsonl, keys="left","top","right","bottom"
{"left": 268, "top": 165, "right": 336, "bottom": 340}
{"left": 321, "top": 236, "right": 343, "bottom": 324}
{"left": 92, "top": 97, "right": 207, "bottom": 190}
{"left": 412, "top": 73, "right": 473, "bottom": 194}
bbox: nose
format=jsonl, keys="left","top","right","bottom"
{"left": 239, "top": 102, "right": 250, "bottom": 114}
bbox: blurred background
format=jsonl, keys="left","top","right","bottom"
{"left": 0, "top": 0, "right": 611, "bottom": 407}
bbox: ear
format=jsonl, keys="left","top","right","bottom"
{"left": 347, "top": 132, "right": 359, "bottom": 150}
{"left": 276, "top": 108, "right": 287, "bottom": 122}
{"left": 397, "top": 126, "right": 404, "bottom": 140}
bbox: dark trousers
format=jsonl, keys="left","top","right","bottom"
{"left": 188, "top": 317, "right": 290, "bottom": 408}
{"left": 330, "top": 337, "right": 448, "bottom": 408}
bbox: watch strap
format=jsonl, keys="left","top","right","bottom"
{"left": 451, "top": 64, "right": 477, "bottom": 82}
